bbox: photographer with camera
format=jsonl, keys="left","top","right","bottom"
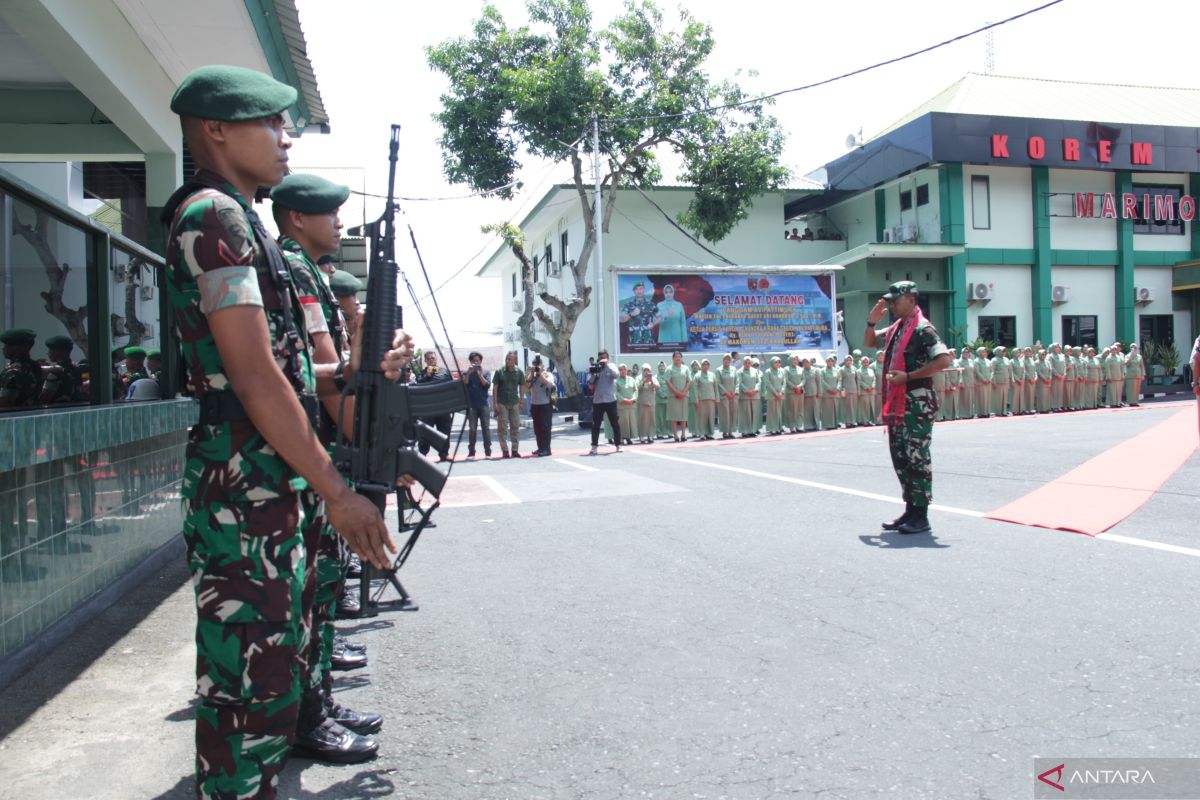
{"left": 462, "top": 350, "right": 492, "bottom": 459}
{"left": 414, "top": 350, "right": 453, "bottom": 462}
{"left": 526, "top": 355, "right": 556, "bottom": 456}
{"left": 587, "top": 349, "right": 622, "bottom": 455}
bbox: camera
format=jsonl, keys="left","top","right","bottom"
{"left": 588, "top": 364, "right": 602, "bottom": 375}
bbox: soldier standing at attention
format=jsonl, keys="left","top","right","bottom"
{"left": 1048, "top": 343, "right": 1067, "bottom": 411}
{"left": 270, "top": 173, "right": 383, "bottom": 759}
{"left": 1063, "top": 344, "right": 1077, "bottom": 410}
{"left": 858, "top": 355, "right": 877, "bottom": 425}
{"left": 38, "top": 334, "right": 85, "bottom": 404}
{"left": 1125, "top": 344, "right": 1145, "bottom": 406}
{"left": 620, "top": 281, "right": 659, "bottom": 346}
{"left": 162, "top": 65, "right": 411, "bottom": 799}
{"left": 802, "top": 357, "right": 821, "bottom": 431}
{"left": 693, "top": 358, "right": 718, "bottom": 440}
{"left": 1009, "top": 345, "right": 1026, "bottom": 416}
{"left": 839, "top": 352, "right": 860, "bottom": 427}
{"left": 819, "top": 354, "right": 840, "bottom": 430}
{"left": 120, "top": 346, "right": 150, "bottom": 398}
{"left": 0, "top": 329, "right": 41, "bottom": 408}
{"left": 736, "top": 355, "right": 762, "bottom": 436}
{"left": 864, "top": 282, "right": 952, "bottom": 535}
{"left": 716, "top": 354, "right": 738, "bottom": 439}
{"left": 763, "top": 356, "right": 787, "bottom": 434}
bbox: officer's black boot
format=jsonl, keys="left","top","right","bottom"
{"left": 322, "top": 673, "right": 384, "bottom": 735}
{"left": 331, "top": 638, "right": 369, "bottom": 671}
{"left": 897, "top": 505, "right": 932, "bottom": 535}
{"left": 293, "top": 687, "right": 379, "bottom": 764}
{"left": 881, "top": 503, "right": 913, "bottom": 531}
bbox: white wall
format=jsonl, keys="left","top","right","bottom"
{"left": 965, "top": 264, "right": 1032, "bottom": 344}
{"left": 1048, "top": 169, "right": 1116, "bottom": 251}
{"left": 1050, "top": 265, "right": 1115, "bottom": 346}
{"left": 1133, "top": 265, "right": 1191, "bottom": 347}
{"left": 825, "top": 191, "right": 875, "bottom": 247}
{"left": 964, "top": 166, "right": 1033, "bottom": 250}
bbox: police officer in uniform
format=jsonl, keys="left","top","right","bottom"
{"left": 0, "top": 328, "right": 41, "bottom": 408}
{"left": 864, "top": 282, "right": 952, "bottom": 535}
{"left": 162, "top": 65, "right": 413, "bottom": 799}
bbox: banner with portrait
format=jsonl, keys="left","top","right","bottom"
{"left": 615, "top": 271, "right": 837, "bottom": 355}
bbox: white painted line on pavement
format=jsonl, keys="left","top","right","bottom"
{"left": 555, "top": 458, "right": 598, "bottom": 473}
{"left": 476, "top": 474, "right": 521, "bottom": 505}
{"left": 627, "top": 448, "right": 986, "bottom": 518}
{"left": 1095, "top": 533, "right": 1200, "bottom": 559}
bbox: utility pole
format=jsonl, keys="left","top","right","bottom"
{"left": 593, "top": 114, "right": 605, "bottom": 351}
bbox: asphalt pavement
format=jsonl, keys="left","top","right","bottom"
{"left": 1, "top": 398, "right": 1197, "bottom": 800}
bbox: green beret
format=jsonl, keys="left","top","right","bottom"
{"left": 882, "top": 280, "right": 918, "bottom": 300}
{"left": 270, "top": 173, "right": 351, "bottom": 214}
{"left": 45, "top": 335, "right": 74, "bottom": 350}
{"left": 632, "top": 281, "right": 644, "bottom": 290}
{"left": 146, "top": 349, "right": 162, "bottom": 359}
{"left": 124, "top": 346, "right": 147, "bottom": 359}
{"left": 170, "top": 65, "right": 297, "bottom": 121}
{"left": 0, "top": 328, "right": 35, "bottom": 346}
{"left": 329, "top": 270, "right": 362, "bottom": 298}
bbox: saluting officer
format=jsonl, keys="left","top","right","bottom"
{"left": 162, "top": 65, "right": 412, "bottom": 799}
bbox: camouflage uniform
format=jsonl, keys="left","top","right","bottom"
{"left": 163, "top": 169, "right": 319, "bottom": 800}
{"left": 881, "top": 319, "right": 949, "bottom": 510}
{"left": 0, "top": 354, "right": 40, "bottom": 408}
{"left": 622, "top": 295, "right": 659, "bottom": 345}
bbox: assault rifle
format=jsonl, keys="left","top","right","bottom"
{"left": 337, "top": 124, "right": 467, "bottom": 616}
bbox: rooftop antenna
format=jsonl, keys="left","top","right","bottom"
{"left": 985, "top": 25, "right": 995, "bottom": 74}
{"left": 845, "top": 127, "right": 864, "bottom": 149}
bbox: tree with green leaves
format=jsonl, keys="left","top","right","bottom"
{"left": 427, "top": 0, "right": 789, "bottom": 396}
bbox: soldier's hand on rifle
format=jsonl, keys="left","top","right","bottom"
{"left": 326, "top": 487, "right": 397, "bottom": 569}
{"left": 346, "top": 309, "right": 414, "bottom": 382}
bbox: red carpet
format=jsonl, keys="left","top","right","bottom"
{"left": 986, "top": 406, "right": 1198, "bottom": 536}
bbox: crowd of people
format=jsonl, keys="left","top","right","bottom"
{"left": 0, "top": 330, "right": 169, "bottom": 408}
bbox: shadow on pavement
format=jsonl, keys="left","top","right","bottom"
{"left": 0, "top": 554, "right": 191, "bottom": 742}
{"left": 148, "top": 775, "right": 194, "bottom": 800}
{"left": 280, "top": 766, "right": 397, "bottom": 799}
{"left": 858, "top": 532, "right": 950, "bottom": 549}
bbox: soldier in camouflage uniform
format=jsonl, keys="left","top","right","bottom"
{"left": 620, "top": 281, "right": 660, "bottom": 346}
{"left": 38, "top": 335, "right": 86, "bottom": 404}
{"left": 162, "top": 66, "right": 411, "bottom": 800}
{"left": 0, "top": 328, "right": 41, "bottom": 408}
{"left": 271, "top": 173, "right": 384, "bottom": 757}
{"left": 864, "top": 282, "right": 952, "bottom": 535}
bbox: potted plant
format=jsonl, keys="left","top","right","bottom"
{"left": 1154, "top": 341, "right": 1181, "bottom": 383}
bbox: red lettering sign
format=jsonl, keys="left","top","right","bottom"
{"left": 1143, "top": 192, "right": 1152, "bottom": 220}
{"left": 1155, "top": 194, "right": 1176, "bottom": 221}
{"left": 1180, "top": 195, "right": 1197, "bottom": 222}
{"left": 991, "top": 134, "right": 1010, "bottom": 158}
{"left": 1027, "top": 136, "right": 1046, "bottom": 159}
{"left": 1098, "top": 140, "right": 1113, "bottom": 163}
{"left": 1063, "top": 138, "right": 1080, "bottom": 161}
{"left": 1074, "top": 192, "right": 1094, "bottom": 217}
{"left": 1102, "top": 193, "right": 1118, "bottom": 218}
{"left": 1131, "top": 142, "right": 1153, "bottom": 165}
{"left": 1121, "top": 193, "right": 1137, "bottom": 219}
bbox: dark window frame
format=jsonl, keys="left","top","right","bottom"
{"left": 1132, "top": 183, "right": 1184, "bottom": 236}
{"left": 899, "top": 188, "right": 913, "bottom": 212}
{"left": 1062, "top": 315, "right": 1098, "bottom": 349}
{"left": 1138, "top": 314, "right": 1174, "bottom": 347}
{"left": 977, "top": 315, "right": 1017, "bottom": 348}
{"left": 916, "top": 183, "right": 930, "bottom": 207}
{"left": 971, "top": 175, "right": 991, "bottom": 230}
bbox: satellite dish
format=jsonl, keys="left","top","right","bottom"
{"left": 845, "top": 133, "right": 858, "bottom": 149}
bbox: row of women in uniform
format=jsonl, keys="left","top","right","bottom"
{"left": 602, "top": 341, "right": 1148, "bottom": 443}
{"left": 930, "top": 342, "right": 1146, "bottom": 420}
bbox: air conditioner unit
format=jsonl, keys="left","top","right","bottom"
{"left": 882, "top": 229, "right": 894, "bottom": 243}
{"left": 546, "top": 261, "right": 560, "bottom": 277}
{"left": 535, "top": 281, "right": 547, "bottom": 295}
{"left": 511, "top": 297, "right": 523, "bottom": 312}
{"left": 969, "top": 282, "right": 993, "bottom": 302}
{"left": 899, "top": 223, "right": 918, "bottom": 243}
{"left": 1135, "top": 286, "right": 1155, "bottom": 303}
{"left": 1051, "top": 285, "right": 1071, "bottom": 304}
{"left": 139, "top": 285, "right": 154, "bottom": 301}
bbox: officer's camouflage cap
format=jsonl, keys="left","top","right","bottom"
{"left": 270, "top": 173, "right": 351, "bottom": 214}
{"left": 329, "top": 270, "right": 362, "bottom": 298}
{"left": 0, "top": 328, "right": 35, "bottom": 345}
{"left": 124, "top": 346, "right": 147, "bottom": 359}
{"left": 170, "top": 65, "right": 297, "bottom": 121}
{"left": 45, "top": 334, "right": 73, "bottom": 350}
{"left": 882, "top": 280, "right": 918, "bottom": 300}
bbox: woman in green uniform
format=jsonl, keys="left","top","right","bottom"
{"left": 784, "top": 355, "right": 805, "bottom": 432}
{"left": 1035, "top": 349, "right": 1052, "bottom": 413}
{"left": 656, "top": 283, "right": 688, "bottom": 345}
{"left": 664, "top": 351, "right": 691, "bottom": 441}
{"left": 687, "top": 359, "right": 700, "bottom": 436}
{"left": 716, "top": 354, "right": 738, "bottom": 439}
{"left": 802, "top": 358, "right": 821, "bottom": 430}
{"left": 736, "top": 355, "right": 762, "bottom": 436}
{"left": 637, "top": 364, "right": 658, "bottom": 444}
{"left": 762, "top": 356, "right": 786, "bottom": 434}
{"left": 615, "top": 363, "right": 639, "bottom": 445}
{"left": 819, "top": 354, "right": 840, "bottom": 429}
{"left": 857, "top": 355, "right": 877, "bottom": 425}
{"left": 958, "top": 346, "right": 976, "bottom": 419}
{"left": 693, "top": 358, "right": 718, "bottom": 440}
{"left": 838, "top": 354, "right": 860, "bottom": 427}
{"left": 655, "top": 361, "right": 670, "bottom": 437}
{"left": 974, "top": 346, "right": 993, "bottom": 417}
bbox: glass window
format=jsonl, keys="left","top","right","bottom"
{"left": 110, "top": 243, "right": 164, "bottom": 401}
{"left": 1132, "top": 184, "right": 1184, "bottom": 236}
{"left": 544, "top": 243, "right": 553, "bottom": 270}
{"left": 2, "top": 191, "right": 94, "bottom": 410}
{"left": 977, "top": 316, "right": 1016, "bottom": 348}
{"left": 532, "top": 254, "right": 539, "bottom": 284}
{"left": 1062, "top": 315, "right": 1098, "bottom": 348}
{"left": 971, "top": 176, "right": 991, "bottom": 230}
{"left": 1138, "top": 314, "right": 1174, "bottom": 347}
{"left": 899, "top": 189, "right": 912, "bottom": 212}
{"left": 511, "top": 271, "right": 516, "bottom": 297}
{"left": 916, "top": 184, "right": 930, "bottom": 206}
{"left": 560, "top": 230, "right": 569, "bottom": 266}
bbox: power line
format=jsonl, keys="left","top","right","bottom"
{"left": 603, "top": 0, "right": 1066, "bottom": 126}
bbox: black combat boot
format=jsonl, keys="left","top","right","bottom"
{"left": 896, "top": 506, "right": 931, "bottom": 535}
{"left": 331, "top": 639, "right": 368, "bottom": 671}
{"left": 293, "top": 687, "right": 379, "bottom": 764}
{"left": 881, "top": 503, "right": 913, "bottom": 531}
{"left": 322, "top": 673, "right": 383, "bottom": 735}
